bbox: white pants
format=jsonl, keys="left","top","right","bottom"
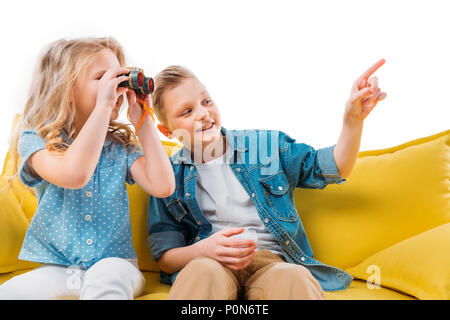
{"left": 0, "top": 257, "right": 145, "bottom": 300}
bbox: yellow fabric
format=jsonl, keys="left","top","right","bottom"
{"left": 129, "top": 140, "right": 182, "bottom": 272}
{"left": 323, "top": 279, "right": 416, "bottom": 300}
{"left": 0, "top": 176, "right": 40, "bottom": 273}
{"left": 294, "top": 130, "right": 450, "bottom": 269}
{"left": 0, "top": 270, "right": 414, "bottom": 300}
{"left": 1, "top": 114, "right": 38, "bottom": 220}
{"left": 136, "top": 271, "right": 171, "bottom": 300}
{"left": 0, "top": 114, "right": 446, "bottom": 300}
{"left": 0, "top": 268, "right": 33, "bottom": 285}
{"left": 346, "top": 223, "right": 450, "bottom": 300}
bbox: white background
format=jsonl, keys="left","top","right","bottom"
{"left": 1, "top": 0, "right": 449, "bottom": 163}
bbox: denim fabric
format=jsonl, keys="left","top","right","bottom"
{"left": 147, "top": 127, "right": 353, "bottom": 291}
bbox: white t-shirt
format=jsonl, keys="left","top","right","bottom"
{"left": 195, "top": 151, "right": 284, "bottom": 256}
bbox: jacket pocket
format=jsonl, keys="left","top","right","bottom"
{"left": 165, "top": 198, "right": 188, "bottom": 222}
{"left": 259, "top": 171, "right": 298, "bottom": 222}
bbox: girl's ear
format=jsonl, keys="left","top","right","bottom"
{"left": 157, "top": 123, "right": 174, "bottom": 139}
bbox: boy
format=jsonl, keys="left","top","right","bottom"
{"left": 147, "top": 61, "right": 386, "bottom": 299}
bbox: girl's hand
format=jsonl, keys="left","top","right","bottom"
{"left": 96, "top": 67, "right": 130, "bottom": 109}
{"left": 126, "top": 89, "right": 152, "bottom": 129}
{"left": 196, "top": 227, "right": 257, "bottom": 270}
{"left": 345, "top": 59, "right": 387, "bottom": 122}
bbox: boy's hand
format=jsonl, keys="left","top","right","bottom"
{"left": 197, "top": 227, "right": 257, "bottom": 271}
{"left": 345, "top": 59, "right": 387, "bottom": 122}
{"left": 126, "top": 89, "right": 153, "bottom": 129}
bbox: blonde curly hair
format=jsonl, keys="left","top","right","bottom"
{"left": 10, "top": 37, "right": 139, "bottom": 184}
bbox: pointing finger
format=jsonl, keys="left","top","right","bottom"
{"left": 356, "top": 59, "right": 385, "bottom": 89}
{"left": 360, "top": 59, "right": 385, "bottom": 80}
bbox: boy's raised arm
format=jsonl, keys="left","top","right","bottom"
{"left": 333, "top": 59, "right": 387, "bottom": 178}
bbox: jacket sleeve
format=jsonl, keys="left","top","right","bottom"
{"left": 278, "top": 131, "right": 346, "bottom": 189}
{"left": 147, "top": 194, "right": 189, "bottom": 261}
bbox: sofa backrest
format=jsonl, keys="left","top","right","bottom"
{"left": 294, "top": 130, "right": 450, "bottom": 269}
{"left": 2, "top": 115, "right": 448, "bottom": 273}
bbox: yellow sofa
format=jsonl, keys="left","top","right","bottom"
{"left": 1, "top": 115, "right": 449, "bottom": 300}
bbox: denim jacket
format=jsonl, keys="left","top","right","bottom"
{"left": 147, "top": 127, "right": 353, "bottom": 291}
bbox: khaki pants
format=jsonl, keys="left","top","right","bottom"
{"left": 168, "top": 250, "right": 325, "bottom": 300}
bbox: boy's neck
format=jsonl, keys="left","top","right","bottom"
{"left": 188, "top": 135, "right": 228, "bottom": 164}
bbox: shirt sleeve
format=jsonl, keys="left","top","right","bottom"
{"left": 17, "top": 130, "right": 47, "bottom": 187}
{"left": 126, "top": 144, "right": 144, "bottom": 185}
{"left": 279, "top": 131, "right": 346, "bottom": 189}
{"left": 147, "top": 195, "right": 188, "bottom": 262}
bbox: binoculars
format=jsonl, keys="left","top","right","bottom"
{"left": 118, "top": 67, "right": 154, "bottom": 95}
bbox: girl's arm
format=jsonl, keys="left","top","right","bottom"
{"left": 333, "top": 59, "right": 387, "bottom": 178}
{"left": 129, "top": 119, "right": 175, "bottom": 198}
{"left": 29, "top": 67, "right": 130, "bottom": 189}
{"left": 127, "top": 91, "right": 175, "bottom": 198}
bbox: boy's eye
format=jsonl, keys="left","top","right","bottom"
{"left": 204, "top": 99, "right": 212, "bottom": 105}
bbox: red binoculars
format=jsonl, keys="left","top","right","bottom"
{"left": 118, "top": 67, "right": 154, "bottom": 95}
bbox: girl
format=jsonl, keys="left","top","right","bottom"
{"left": 0, "top": 37, "right": 175, "bottom": 299}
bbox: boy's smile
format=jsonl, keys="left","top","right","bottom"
{"left": 159, "top": 77, "right": 224, "bottom": 157}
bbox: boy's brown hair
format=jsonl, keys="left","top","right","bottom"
{"left": 152, "top": 65, "right": 196, "bottom": 125}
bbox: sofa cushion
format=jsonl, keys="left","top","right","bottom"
{"left": 2, "top": 115, "right": 38, "bottom": 220}
{"left": 0, "top": 176, "right": 40, "bottom": 273}
{"left": 346, "top": 223, "right": 450, "bottom": 300}
{"left": 0, "top": 270, "right": 414, "bottom": 300}
{"left": 129, "top": 141, "right": 182, "bottom": 272}
{"left": 294, "top": 130, "right": 450, "bottom": 269}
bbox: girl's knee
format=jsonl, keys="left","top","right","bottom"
{"left": 81, "top": 257, "right": 144, "bottom": 300}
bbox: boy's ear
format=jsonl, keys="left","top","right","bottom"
{"left": 157, "top": 123, "right": 174, "bottom": 139}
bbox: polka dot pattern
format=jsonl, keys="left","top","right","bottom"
{"left": 17, "top": 130, "right": 143, "bottom": 270}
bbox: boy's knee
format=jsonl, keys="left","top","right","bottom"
{"left": 249, "top": 263, "right": 325, "bottom": 300}
{"left": 182, "top": 257, "right": 225, "bottom": 280}
{"left": 171, "top": 257, "right": 238, "bottom": 299}
{"left": 269, "top": 263, "right": 321, "bottom": 287}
